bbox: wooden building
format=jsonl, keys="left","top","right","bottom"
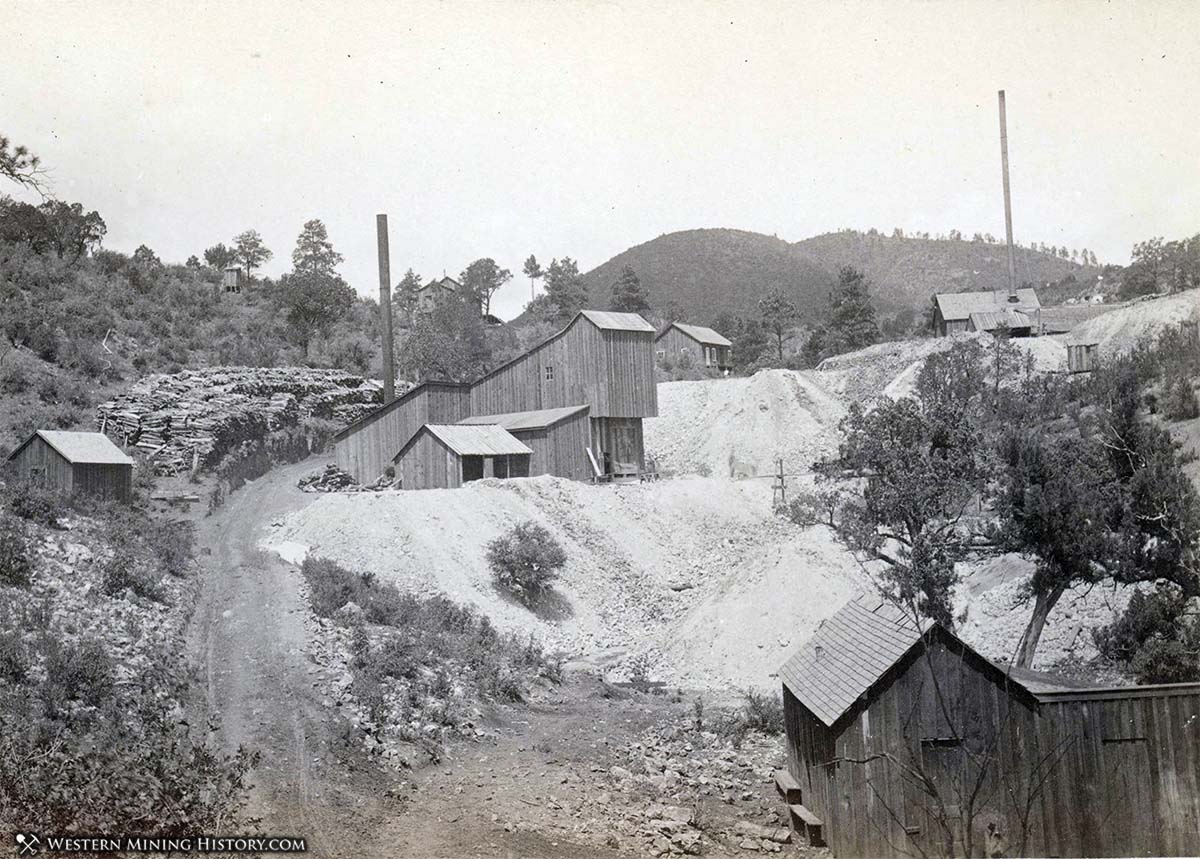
{"left": 333, "top": 310, "right": 657, "bottom": 487}
{"left": 966, "top": 308, "right": 1033, "bottom": 337}
{"left": 459, "top": 405, "right": 593, "bottom": 482}
{"left": 5, "top": 430, "right": 134, "bottom": 503}
{"left": 1067, "top": 342, "right": 1100, "bottom": 373}
{"left": 779, "top": 595, "right": 1200, "bottom": 858}
{"left": 394, "top": 424, "right": 530, "bottom": 490}
{"left": 932, "top": 288, "right": 1041, "bottom": 336}
{"left": 222, "top": 265, "right": 246, "bottom": 293}
{"left": 654, "top": 322, "right": 734, "bottom": 372}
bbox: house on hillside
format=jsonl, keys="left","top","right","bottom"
{"left": 654, "top": 322, "right": 733, "bottom": 373}
{"left": 777, "top": 594, "right": 1200, "bottom": 858}
{"left": 5, "top": 430, "right": 134, "bottom": 503}
{"left": 333, "top": 310, "right": 658, "bottom": 487}
{"left": 931, "top": 288, "right": 1041, "bottom": 336}
{"left": 394, "top": 424, "right": 530, "bottom": 490}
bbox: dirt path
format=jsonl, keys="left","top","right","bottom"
{"left": 187, "top": 459, "right": 662, "bottom": 858}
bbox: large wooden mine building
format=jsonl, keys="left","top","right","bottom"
{"left": 333, "top": 310, "right": 658, "bottom": 489}
{"left": 777, "top": 595, "right": 1200, "bottom": 858}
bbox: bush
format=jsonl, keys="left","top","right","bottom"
{"left": 39, "top": 637, "right": 115, "bottom": 715}
{"left": 1162, "top": 376, "right": 1200, "bottom": 422}
{"left": 1094, "top": 586, "right": 1200, "bottom": 683}
{"left": 737, "top": 688, "right": 785, "bottom": 735}
{"left": 485, "top": 522, "right": 567, "bottom": 607}
{"left": 1, "top": 480, "right": 66, "bottom": 526}
{"left": 779, "top": 487, "right": 841, "bottom": 526}
{"left": 101, "top": 546, "right": 165, "bottom": 601}
{"left": 301, "top": 556, "right": 405, "bottom": 624}
{"left": 151, "top": 520, "right": 195, "bottom": 577}
{"left": 0, "top": 629, "right": 29, "bottom": 682}
{"left": 0, "top": 513, "right": 34, "bottom": 587}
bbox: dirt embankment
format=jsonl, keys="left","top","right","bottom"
{"left": 1066, "top": 288, "right": 1200, "bottom": 354}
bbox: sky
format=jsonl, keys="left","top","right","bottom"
{"left": 5, "top": 0, "right": 1199, "bottom": 320}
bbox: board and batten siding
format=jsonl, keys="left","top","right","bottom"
{"left": 469, "top": 317, "right": 657, "bottom": 419}
{"left": 394, "top": 429, "right": 460, "bottom": 490}
{"left": 6, "top": 436, "right": 132, "bottom": 502}
{"left": 335, "top": 383, "right": 469, "bottom": 482}
{"left": 783, "top": 635, "right": 1200, "bottom": 859}
{"left": 510, "top": 410, "right": 593, "bottom": 481}
{"left": 655, "top": 326, "right": 733, "bottom": 370}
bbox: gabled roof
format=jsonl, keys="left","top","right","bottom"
{"left": 579, "top": 310, "right": 656, "bottom": 333}
{"left": 9, "top": 430, "right": 134, "bottom": 466}
{"left": 424, "top": 424, "right": 532, "bottom": 457}
{"left": 417, "top": 276, "right": 461, "bottom": 293}
{"left": 331, "top": 380, "right": 466, "bottom": 442}
{"left": 934, "top": 288, "right": 1041, "bottom": 322}
{"left": 458, "top": 404, "right": 590, "bottom": 431}
{"left": 780, "top": 593, "right": 1121, "bottom": 727}
{"left": 658, "top": 322, "right": 733, "bottom": 347}
{"left": 968, "top": 309, "right": 1033, "bottom": 332}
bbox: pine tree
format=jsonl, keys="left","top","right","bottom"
{"left": 291, "top": 219, "right": 343, "bottom": 276}
{"left": 609, "top": 264, "right": 650, "bottom": 313}
{"left": 543, "top": 257, "right": 587, "bottom": 324}
{"left": 827, "top": 266, "right": 879, "bottom": 352}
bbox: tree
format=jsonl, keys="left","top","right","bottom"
{"left": 132, "top": 245, "right": 162, "bottom": 268}
{"left": 203, "top": 243, "right": 236, "bottom": 270}
{"left": 460, "top": 257, "right": 511, "bottom": 318}
{"left": 826, "top": 266, "right": 878, "bottom": 353}
{"left": 185, "top": 255, "right": 201, "bottom": 268}
{"left": 609, "top": 264, "right": 650, "bottom": 314}
{"left": 758, "top": 288, "right": 798, "bottom": 362}
{"left": 543, "top": 257, "right": 587, "bottom": 324}
{"left": 233, "top": 230, "right": 272, "bottom": 279}
{"left": 291, "top": 219, "right": 343, "bottom": 276}
{"left": 0, "top": 134, "right": 45, "bottom": 191}
{"left": 37, "top": 200, "right": 105, "bottom": 262}
{"left": 393, "top": 268, "right": 423, "bottom": 326}
{"left": 398, "top": 290, "right": 490, "bottom": 381}
{"left": 273, "top": 269, "right": 355, "bottom": 357}
{"left": 522, "top": 254, "right": 543, "bottom": 303}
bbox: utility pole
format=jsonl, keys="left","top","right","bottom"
{"left": 998, "top": 90, "right": 1019, "bottom": 301}
{"left": 376, "top": 214, "right": 396, "bottom": 404}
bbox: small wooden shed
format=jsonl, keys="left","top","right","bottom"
{"left": 779, "top": 594, "right": 1200, "bottom": 858}
{"left": 5, "top": 430, "right": 134, "bottom": 503}
{"left": 394, "top": 423, "right": 531, "bottom": 490}
{"left": 458, "top": 405, "right": 593, "bottom": 481}
{"left": 654, "top": 322, "right": 734, "bottom": 372}
{"left": 1067, "top": 342, "right": 1100, "bottom": 373}
{"left": 222, "top": 265, "right": 246, "bottom": 293}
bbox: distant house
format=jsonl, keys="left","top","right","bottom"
{"left": 222, "top": 265, "right": 246, "bottom": 293}
{"left": 412, "top": 275, "right": 486, "bottom": 318}
{"left": 778, "top": 594, "right": 1200, "bottom": 858}
{"left": 654, "top": 322, "right": 734, "bottom": 372}
{"left": 931, "top": 288, "right": 1041, "bottom": 336}
{"left": 333, "top": 309, "right": 658, "bottom": 487}
{"left": 394, "top": 423, "right": 531, "bottom": 490}
{"left": 5, "top": 430, "right": 134, "bottom": 503}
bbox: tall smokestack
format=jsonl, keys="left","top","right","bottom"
{"left": 998, "top": 90, "right": 1019, "bottom": 302}
{"left": 376, "top": 214, "right": 396, "bottom": 404}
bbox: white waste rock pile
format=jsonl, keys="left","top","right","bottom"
{"left": 1067, "top": 289, "right": 1200, "bottom": 356}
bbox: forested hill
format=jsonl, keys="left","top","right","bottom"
{"left": 579, "top": 229, "right": 836, "bottom": 321}
{"left": 580, "top": 228, "right": 1105, "bottom": 324}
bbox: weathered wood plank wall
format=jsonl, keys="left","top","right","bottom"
{"left": 335, "top": 383, "right": 469, "bottom": 482}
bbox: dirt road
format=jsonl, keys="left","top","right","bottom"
{"left": 187, "top": 459, "right": 657, "bottom": 858}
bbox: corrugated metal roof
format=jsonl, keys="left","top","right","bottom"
{"left": 663, "top": 322, "right": 733, "bottom": 347}
{"left": 968, "top": 309, "right": 1033, "bottom": 332}
{"left": 34, "top": 431, "right": 134, "bottom": 465}
{"left": 779, "top": 594, "right": 927, "bottom": 727}
{"left": 579, "top": 310, "right": 656, "bottom": 333}
{"left": 458, "top": 404, "right": 590, "bottom": 431}
{"left": 934, "top": 288, "right": 1041, "bottom": 321}
{"left": 424, "top": 424, "right": 532, "bottom": 456}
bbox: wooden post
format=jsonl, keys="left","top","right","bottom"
{"left": 998, "top": 90, "right": 1019, "bottom": 302}
{"left": 772, "top": 458, "right": 786, "bottom": 507}
{"left": 376, "top": 214, "right": 396, "bottom": 405}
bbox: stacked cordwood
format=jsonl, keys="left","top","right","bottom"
{"left": 96, "top": 367, "right": 391, "bottom": 475}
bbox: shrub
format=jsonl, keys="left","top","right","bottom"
{"left": 1, "top": 480, "right": 66, "bottom": 526}
{"left": 779, "top": 487, "right": 842, "bottom": 526}
{"left": 485, "top": 522, "right": 567, "bottom": 607}
{"left": 101, "top": 546, "right": 165, "bottom": 601}
{"left": 738, "top": 688, "right": 785, "bottom": 735}
{"left": 0, "top": 629, "right": 29, "bottom": 682}
{"left": 39, "top": 637, "right": 115, "bottom": 715}
{"left": 1162, "top": 376, "right": 1199, "bottom": 422}
{"left": 1094, "top": 586, "right": 1200, "bottom": 683}
{"left": 151, "top": 520, "right": 195, "bottom": 577}
{"left": 0, "top": 513, "right": 34, "bottom": 587}
{"left": 300, "top": 556, "right": 405, "bottom": 624}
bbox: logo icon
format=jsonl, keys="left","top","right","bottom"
{"left": 15, "top": 833, "right": 40, "bottom": 856}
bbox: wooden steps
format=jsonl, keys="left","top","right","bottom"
{"left": 774, "top": 769, "right": 803, "bottom": 804}
{"left": 789, "top": 803, "right": 825, "bottom": 848}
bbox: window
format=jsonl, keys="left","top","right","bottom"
{"left": 544, "top": 365, "right": 554, "bottom": 381}
{"left": 29, "top": 467, "right": 45, "bottom": 482}
{"left": 704, "top": 346, "right": 716, "bottom": 366}
{"left": 656, "top": 349, "right": 665, "bottom": 359}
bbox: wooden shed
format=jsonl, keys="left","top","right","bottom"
{"left": 654, "top": 322, "right": 734, "bottom": 372}
{"left": 1067, "top": 342, "right": 1100, "bottom": 373}
{"left": 778, "top": 595, "right": 1200, "bottom": 858}
{"left": 458, "top": 405, "right": 592, "bottom": 482}
{"left": 394, "top": 424, "right": 531, "bottom": 490}
{"left": 5, "top": 430, "right": 134, "bottom": 503}
{"left": 222, "top": 265, "right": 246, "bottom": 293}
{"left": 932, "top": 288, "right": 1041, "bottom": 337}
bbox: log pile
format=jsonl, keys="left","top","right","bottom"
{"left": 297, "top": 463, "right": 391, "bottom": 493}
{"left": 96, "top": 367, "right": 389, "bottom": 475}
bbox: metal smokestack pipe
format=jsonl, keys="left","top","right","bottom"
{"left": 998, "top": 90, "right": 1019, "bottom": 302}
{"left": 376, "top": 214, "right": 395, "bottom": 404}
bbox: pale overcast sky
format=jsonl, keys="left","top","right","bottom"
{"left": 5, "top": 0, "right": 1198, "bottom": 319}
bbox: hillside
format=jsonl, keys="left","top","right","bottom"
{"left": 579, "top": 228, "right": 1103, "bottom": 324}
{"left": 580, "top": 228, "right": 835, "bottom": 320}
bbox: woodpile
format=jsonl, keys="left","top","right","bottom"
{"left": 298, "top": 463, "right": 392, "bottom": 493}
{"left": 96, "top": 367, "right": 388, "bottom": 475}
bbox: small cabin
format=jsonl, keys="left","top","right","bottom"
{"left": 393, "top": 423, "right": 531, "bottom": 490}
{"left": 1067, "top": 342, "right": 1100, "bottom": 373}
{"left": 5, "top": 430, "right": 134, "bottom": 503}
{"left": 222, "top": 265, "right": 246, "bottom": 293}
{"left": 778, "top": 594, "right": 1200, "bottom": 858}
{"left": 654, "top": 322, "right": 734, "bottom": 372}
